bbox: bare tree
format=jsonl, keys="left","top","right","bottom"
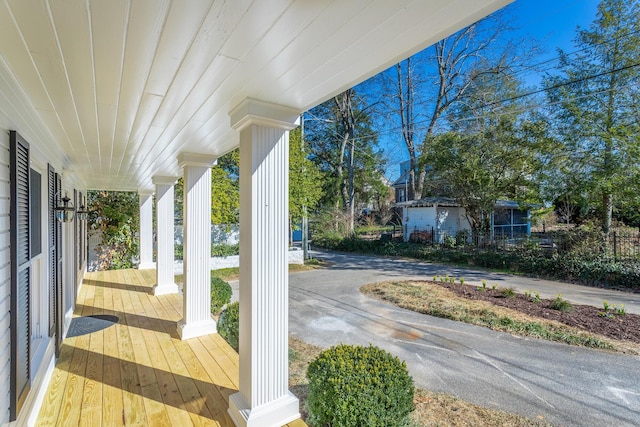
{"left": 383, "top": 9, "right": 536, "bottom": 200}
{"left": 306, "top": 88, "right": 383, "bottom": 234}
{"left": 334, "top": 89, "right": 357, "bottom": 231}
{"left": 556, "top": 196, "right": 577, "bottom": 225}
{"left": 394, "top": 58, "right": 419, "bottom": 200}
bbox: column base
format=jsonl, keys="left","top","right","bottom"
{"left": 153, "top": 283, "right": 180, "bottom": 296}
{"left": 176, "top": 317, "right": 217, "bottom": 340}
{"left": 138, "top": 262, "right": 156, "bottom": 270}
{"left": 228, "top": 391, "right": 300, "bottom": 427}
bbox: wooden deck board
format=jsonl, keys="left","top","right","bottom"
{"left": 57, "top": 281, "right": 94, "bottom": 427}
{"left": 36, "top": 268, "right": 308, "bottom": 427}
{"left": 100, "top": 271, "right": 125, "bottom": 427}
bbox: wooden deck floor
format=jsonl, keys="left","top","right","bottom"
{"left": 37, "top": 268, "right": 307, "bottom": 427}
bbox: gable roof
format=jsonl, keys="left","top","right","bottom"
{"left": 396, "top": 197, "right": 531, "bottom": 210}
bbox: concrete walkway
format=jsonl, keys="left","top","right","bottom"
{"left": 286, "top": 250, "right": 640, "bottom": 427}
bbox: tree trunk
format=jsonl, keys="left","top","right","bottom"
{"left": 396, "top": 60, "right": 418, "bottom": 200}
{"left": 348, "top": 136, "right": 356, "bottom": 232}
{"left": 334, "top": 89, "right": 357, "bottom": 233}
{"left": 602, "top": 192, "right": 613, "bottom": 238}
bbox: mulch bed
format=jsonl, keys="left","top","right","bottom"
{"left": 430, "top": 281, "right": 640, "bottom": 344}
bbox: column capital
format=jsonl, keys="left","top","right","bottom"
{"left": 177, "top": 152, "right": 217, "bottom": 169}
{"left": 152, "top": 175, "right": 179, "bottom": 186}
{"left": 138, "top": 189, "right": 154, "bottom": 197}
{"left": 229, "top": 98, "right": 300, "bottom": 132}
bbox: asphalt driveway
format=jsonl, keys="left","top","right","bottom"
{"left": 286, "top": 250, "right": 640, "bottom": 426}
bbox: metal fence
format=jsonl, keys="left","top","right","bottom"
{"left": 404, "top": 227, "right": 640, "bottom": 261}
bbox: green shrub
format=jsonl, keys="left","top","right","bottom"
{"left": 500, "top": 287, "right": 516, "bottom": 298}
{"left": 218, "top": 301, "right": 239, "bottom": 352}
{"left": 211, "top": 277, "right": 232, "bottom": 315}
{"left": 211, "top": 242, "right": 240, "bottom": 257}
{"left": 174, "top": 243, "right": 184, "bottom": 260}
{"left": 306, "top": 344, "right": 414, "bottom": 427}
{"left": 443, "top": 235, "right": 456, "bottom": 248}
{"left": 550, "top": 294, "right": 573, "bottom": 312}
{"left": 87, "top": 190, "right": 140, "bottom": 270}
{"left": 312, "top": 233, "right": 640, "bottom": 290}
{"left": 525, "top": 290, "right": 541, "bottom": 303}
{"left": 455, "top": 229, "right": 470, "bottom": 246}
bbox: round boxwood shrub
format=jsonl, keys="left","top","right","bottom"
{"left": 218, "top": 301, "right": 239, "bottom": 352}
{"left": 211, "top": 276, "right": 232, "bottom": 315}
{"left": 306, "top": 344, "right": 415, "bottom": 427}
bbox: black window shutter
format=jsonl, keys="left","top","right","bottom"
{"left": 74, "top": 188, "right": 78, "bottom": 299}
{"left": 79, "top": 192, "right": 85, "bottom": 267}
{"left": 47, "top": 164, "right": 55, "bottom": 337}
{"left": 74, "top": 189, "right": 78, "bottom": 271}
{"left": 55, "top": 173, "right": 63, "bottom": 359}
{"left": 10, "top": 131, "right": 31, "bottom": 421}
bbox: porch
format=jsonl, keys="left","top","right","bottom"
{"left": 36, "top": 268, "right": 306, "bottom": 427}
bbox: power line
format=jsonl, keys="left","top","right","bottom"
{"left": 304, "top": 76, "right": 640, "bottom": 148}
{"left": 483, "top": 25, "right": 640, "bottom": 82}
{"left": 484, "top": 61, "right": 640, "bottom": 108}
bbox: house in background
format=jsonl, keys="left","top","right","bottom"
{"left": 392, "top": 160, "right": 530, "bottom": 243}
{"left": 492, "top": 200, "right": 532, "bottom": 237}
{"left": 391, "top": 159, "right": 413, "bottom": 203}
{"left": 397, "top": 197, "right": 531, "bottom": 243}
{"left": 0, "top": 1, "right": 512, "bottom": 425}
{"left": 357, "top": 175, "right": 394, "bottom": 217}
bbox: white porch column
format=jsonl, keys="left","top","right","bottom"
{"left": 138, "top": 190, "right": 155, "bottom": 269}
{"left": 228, "top": 99, "right": 300, "bottom": 427}
{"left": 177, "top": 153, "right": 217, "bottom": 340}
{"left": 153, "top": 176, "right": 179, "bottom": 295}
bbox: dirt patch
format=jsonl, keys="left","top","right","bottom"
{"left": 412, "top": 389, "right": 552, "bottom": 427}
{"left": 433, "top": 281, "right": 640, "bottom": 344}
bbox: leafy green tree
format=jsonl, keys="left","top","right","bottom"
{"left": 421, "top": 70, "right": 554, "bottom": 237}
{"left": 211, "top": 149, "right": 239, "bottom": 225}
{"left": 174, "top": 149, "right": 240, "bottom": 226}
{"left": 289, "top": 127, "right": 323, "bottom": 227}
{"left": 87, "top": 190, "right": 140, "bottom": 270}
{"left": 422, "top": 125, "right": 543, "bottom": 237}
{"left": 306, "top": 90, "right": 386, "bottom": 233}
{"left": 544, "top": 0, "right": 640, "bottom": 236}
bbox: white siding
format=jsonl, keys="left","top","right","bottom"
{"left": 406, "top": 206, "right": 437, "bottom": 233}
{"left": 458, "top": 208, "right": 471, "bottom": 233}
{"left": 404, "top": 205, "right": 473, "bottom": 243}
{"left": 0, "top": 127, "right": 11, "bottom": 425}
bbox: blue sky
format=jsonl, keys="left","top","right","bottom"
{"left": 511, "top": 0, "right": 599, "bottom": 50}
{"left": 382, "top": 0, "right": 601, "bottom": 181}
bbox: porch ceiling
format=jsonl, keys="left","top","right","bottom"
{"left": 0, "top": 0, "right": 511, "bottom": 191}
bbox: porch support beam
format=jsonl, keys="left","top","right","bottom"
{"left": 138, "top": 190, "right": 155, "bottom": 269}
{"left": 176, "top": 153, "right": 217, "bottom": 340}
{"left": 228, "top": 98, "right": 301, "bottom": 427}
{"left": 152, "top": 176, "right": 179, "bottom": 295}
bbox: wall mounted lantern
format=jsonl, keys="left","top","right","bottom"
{"left": 76, "top": 204, "right": 89, "bottom": 221}
{"left": 55, "top": 193, "right": 75, "bottom": 223}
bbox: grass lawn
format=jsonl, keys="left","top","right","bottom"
{"left": 361, "top": 280, "right": 640, "bottom": 354}
{"left": 174, "top": 257, "right": 327, "bottom": 284}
